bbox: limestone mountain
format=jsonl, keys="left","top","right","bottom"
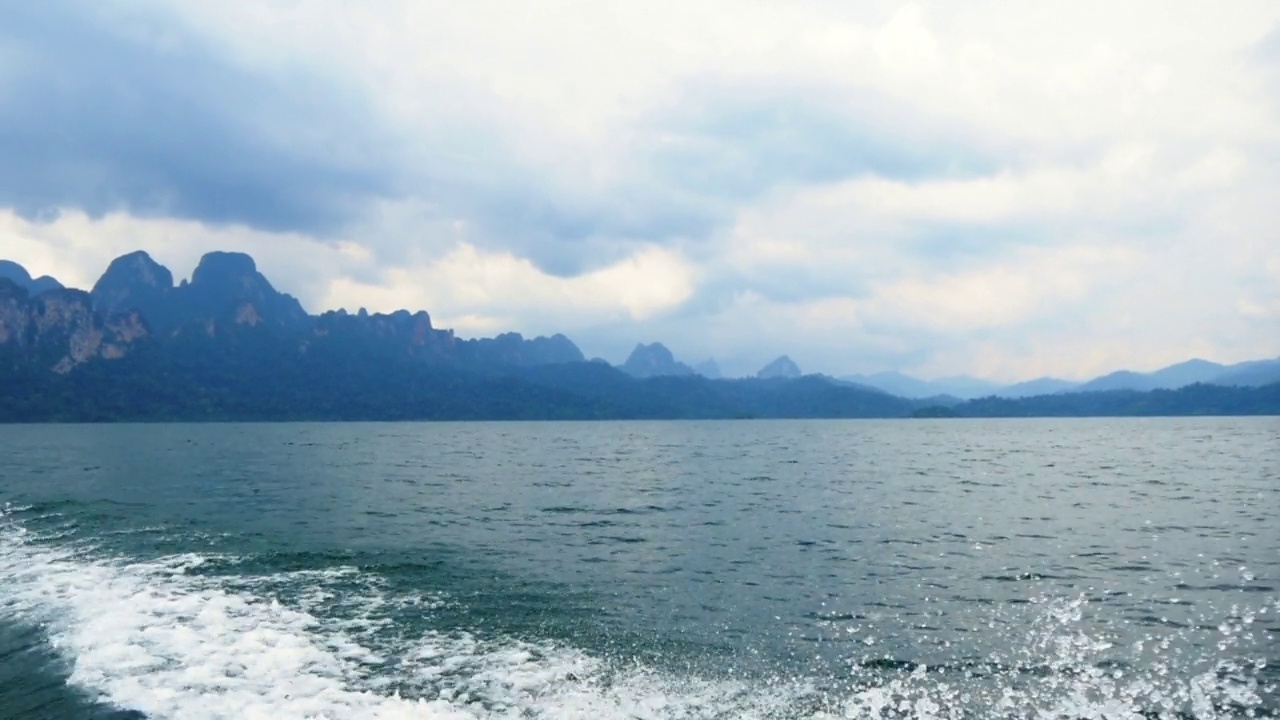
{"left": 757, "top": 355, "right": 801, "bottom": 380}
{"left": 180, "top": 252, "right": 309, "bottom": 331}
{"left": 460, "top": 332, "right": 584, "bottom": 367}
{"left": 90, "top": 250, "right": 309, "bottom": 335}
{"left": 8, "top": 250, "right": 586, "bottom": 375}
{"left": 620, "top": 342, "right": 696, "bottom": 378}
{"left": 0, "top": 279, "right": 148, "bottom": 374}
{"left": 307, "top": 310, "right": 581, "bottom": 368}
{"left": 90, "top": 250, "right": 175, "bottom": 328}
{"left": 3, "top": 250, "right": 1277, "bottom": 421}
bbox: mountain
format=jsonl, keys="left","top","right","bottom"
{"left": 0, "top": 251, "right": 932, "bottom": 422}
{"left": 841, "top": 371, "right": 1002, "bottom": 399}
{"left": 952, "top": 383, "right": 1280, "bottom": 417}
{"left": 90, "top": 250, "right": 308, "bottom": 334}
{"left": 1210, "top": 358, "right": 1280, "bottom": 388}
{"left": 932, "top": 376, "right": 1004, "bottom": 398}
{"left": 0, "top": 261, "right": 64, "bottom": 296}
{"left": 620, "top": 342, "right": 696, "bottom": 378}
{"left": 91, "top": 250, "right": 175, "bottom": 326}
{"left": 693, "top": 359, "right": 722, "bottom": 380}
{"left": 3, "top": 250, "right": 1279, "bottom": 422}
{"left": 840, "top": 371, "right": 936, "bottom": 398}
{"left": 757, "top": 356, "right": 801, "bottom": 379}
{"left": 997, "top": 377, "right": 1079, "bottom": 398}
{"left": 11, "top": 251, "right": 587, "bottom": 373}
{"left": 0, "top": 279, "right": 148, "bottom": 374}
{"left": 1075, "top": 370, "right": 1156, "bottom": 393}
{"left": 180, "top": 251, "right": 310, "bottom": 331}
{"left": 1147, "top": 359, "right": 1226, "bottom": 389}
{"left": 461, "top": 332, "right": 583, "bottom": 367}
{"left": 839, "top": 359, "right": 1268, "bottom": 399}
{"left": 1072, "top": 358, "right": 1260, "bottom": 393}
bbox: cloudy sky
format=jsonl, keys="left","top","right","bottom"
{"left": 2, "top": 1, "right": 1279, "bottom": 380}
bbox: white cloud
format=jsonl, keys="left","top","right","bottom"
{"left": 320, "top": 242, "right": 697, "bottom": 336}
{"left": 3, "top": 1, "right": 1280, "bottom": 380}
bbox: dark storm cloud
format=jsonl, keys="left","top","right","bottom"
{"left": 0, "top": 1, "right": 397, "bottom": 234}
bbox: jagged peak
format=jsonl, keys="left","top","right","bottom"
{"left": 626, "top": 341, "right": 675, "bottom": 363}
{"left": 757, "top": 355, "right": 802, "bottom": 379}
{"left": 621, "top": 341, "right": 694, "bottom": 378}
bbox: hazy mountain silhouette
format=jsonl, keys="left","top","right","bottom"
{"left": 693, "top": 359, "right": 723, "bottom": 380}
{"left": 757, "top": 356, "right": 801, "bottom": 379}
{"left": 0, "top": 260, "right": 64, "bottom": 296}
{"left": 996, "top": 377, "right": 1080, "bottom": 398}
{"left": 1211, "top": 358, "right": 1280, "bottom": 387}
{"left": 620, "top": 342, "right": 696, "bottom": 378}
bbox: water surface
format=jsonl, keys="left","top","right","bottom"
{"left": 1, "top": 418, "right": 1276, "bottom": 718}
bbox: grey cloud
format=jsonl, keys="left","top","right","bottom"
{"left": 412, "top": 85, "right": 1005, "bottom": 278}
{"left": 446, "top": 179, "right": 721, "bottom": 277}
{"left": 0, "top": 2, "right": 1006, "bottom": 284}
{"left": 647, "top": 87, "right": 998, "bottom": 199}
{"left": 0, "top": 1, "right": 398, "bottom": 234}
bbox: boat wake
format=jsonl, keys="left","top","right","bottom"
{"left": 1, "top": 505, "right": 1274, "bottom": 719}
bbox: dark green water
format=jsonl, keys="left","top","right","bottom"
{"left": 0, "top": 418, "right": 1276, "bottom": 719}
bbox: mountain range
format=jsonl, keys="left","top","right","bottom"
{"left": 614, "top": 342, "right": 1279, "bottom": 399}
{"left": 835, "top": 357, "right": 1280, "bottom": 400}
{"left": 1, "top": 251, "right": 1277, "bottom": 421}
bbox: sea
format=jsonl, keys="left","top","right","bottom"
{"left": 0, "top": 418, "right": 1276, "bottom": 719}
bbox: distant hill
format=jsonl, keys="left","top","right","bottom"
{"left": 855, "top": 357, "right": 1280, "bottom": 400}
{"left": 1211, "top": 358, "right": 1280, "bottom": 388}
{"left": 1147, "top": 359, "right": 1226, "bottom": 388}
{"left": 840, "top": 371, "right": 939, "bottom": 398}
{"left": 1070, "top": 358, "right": 1280, "bottom": 393}
{"left": 997, "top": 377, "right": 1079, "bottom": 398}
{"left": 953, "top": 383, "right": 1280, "bottom": 417}
{"left": 693, "top": 358, "right": 723, "bottom": 379}
{"left": 1075, "top": 370, "right": 1157, "bottom": 393}
{"left": 619, "top": 342, "right": 696, "bottom": 378}
{"left": 842, "top": 371, "right": 1006, "bottom": 399}
{"left": 757, "top": 356, "right": 801, "bottom": 379}
{"left": 0, "top": 260, "right": 64, "bottom": 296}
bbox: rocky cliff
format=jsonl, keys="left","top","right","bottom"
{"left": 0, "top": 279, "right": 149, "bottom": 373}
{"left": 4, "top": 250, "right": 586, "bottom": 375}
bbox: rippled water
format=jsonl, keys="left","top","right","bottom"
{"left": 0, "top": 418, "right": 1276, "bottom": 719}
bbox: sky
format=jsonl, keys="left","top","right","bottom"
{"left": 2, "top": 1, "right": 1279, "bottom": 381}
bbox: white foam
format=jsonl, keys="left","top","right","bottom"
{"left": 0, "top": 508, "right": 1274, "bottom": 720}
{"left": 0, "top": 513, "right": 814, "bottom": 719}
